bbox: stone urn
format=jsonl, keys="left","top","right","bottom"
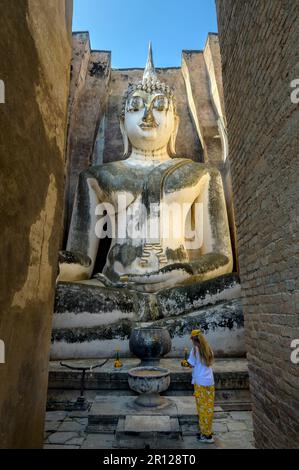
{"left": 129, "top": 327, "right": 172, "bottom": 365}
{"left": 128, "top": 367, "right": 171, "bottom": 408}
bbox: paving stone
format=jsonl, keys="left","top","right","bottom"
{"left": 46, "top": 411, "right": 67, "bottom": 422}
{"left": 44, "top": 444, "right": 80, "bottom": 450}
{"left": 227, "top": 420, "right": 248, "bottom": 432}
{"left": 230, "top": 411, "right": 252, "bottom": 421}
{"left": 66, "top": 437, "right": 85, "bottom": 446}
{"left": 64, "top": 417, "right": 88, "bottom": 425}
{"left": 244, "top": 419, "right": 254, "bottom": 431}
{"left": 59, "top": 421, "right": 86, "bottom": 432}
{"left": 216, "top": 439, "right": 255, "bottom": 449}
{"left": 44, "top": 432, "right": 52, "bottom": 440}
{"left": 81, "top": 434, "right": 116, "bottom": 449}
{"left": 44, "top": 421, "right": 61, "bottom": 432}
{"left": 116, "top": 416, "right": 181, "bottom": 448}
{"left": 218, "top": 431, "right": 254, "bottom": 442}
{"left": 87, "top": 422, "right": 117, "bottom": 434}
{"left": 68, "top": 411, "right": 90, "bottom": 418}
{"left": 213, "top": 422, "right": 228, "bottom": 433}
{"left": 214, "top": 412, "right": 229, "bottom": 420}
{"left": 48, "top": 432, "right": 79, "bottom": 445}
{"left": 182, "top": 436, "right": 217, "bottom": 450}
{"left": 148, "top": 438, "right": 185, "bottom": 450}
{"left": 116, "top": 436, "right": 185, "bottom": 450}
{"left": 125, "top": 416, "right": 171, "bottom": 433}
{"left": 181, "top": 423, "right": 198, "bottom": 436}
{"left": 77, "top": 418, "right": 89, "bottom": 426}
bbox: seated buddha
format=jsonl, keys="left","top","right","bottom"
{"left": 59, "top": 45, "right": 233, "bottom": 293}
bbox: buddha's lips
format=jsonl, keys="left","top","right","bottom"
{"left": 139, "top": 122, "right": 159, "bottom": 130}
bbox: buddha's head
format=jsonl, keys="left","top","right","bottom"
{"left": 120, "top": 43, "right": 179, "bottom": 157}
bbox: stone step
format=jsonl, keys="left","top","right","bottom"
{"left": 47, "top": 389, "right": 252, "bottom": 413}
{"left": 87, "top": 395, "right": 251, "bottom": 434}
{"left": 115, "top": 416, "right": 182, "bottom": 449}
{"left": 88, "top": 395, "right": 221, "bottom": 424}
{"left": 48, "top": 357, "right": 249, "bottom": 392}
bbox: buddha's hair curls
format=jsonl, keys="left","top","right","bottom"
{"left": 120, "top": 78, "right": 177, "bottom": 119}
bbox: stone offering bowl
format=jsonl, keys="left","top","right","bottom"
{"left": 129, "top": 327, "right": 172, "bottom": 366}
{"left": 128, "top": 366, "right": 171, "bottom": 408}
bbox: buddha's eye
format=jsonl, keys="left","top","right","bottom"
{"left": 153, "top": 96, "right": 168, "bottom": 111}
{"left": 127, "top": 96, "right": 144, "bottom": 112}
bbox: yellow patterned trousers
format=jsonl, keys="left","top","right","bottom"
{"left": 194, "top": 385, "right": 215, "bottom": 436}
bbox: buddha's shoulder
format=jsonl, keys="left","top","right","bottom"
{"left": 80, "top": 161, "right": 144, "bottom": 192}
{"left": 81, "top": 161, "right": 141, "bottom": 180}
{"left": 174, "top": 159, "right": 221, "bottom": 176}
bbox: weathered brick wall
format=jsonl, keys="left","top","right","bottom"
{"left": 216, "top": 0, "right": 299, "bottom": 448}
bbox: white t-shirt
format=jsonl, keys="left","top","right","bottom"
{"left": 188, "top": 348, "right": 214, "bottom": 387}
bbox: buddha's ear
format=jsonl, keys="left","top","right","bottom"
{"left": 120, "top": 118, "right": 129, "bottom": 158}
{"left": 169, "top": 114, "right": 180, "bottom": 157}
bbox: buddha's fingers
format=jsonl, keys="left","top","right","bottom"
{"left": 124, "top": 267, "right": 190, "bottom": 285}
{"left": 125, "top": 272, "right": 169, "bottom": 284}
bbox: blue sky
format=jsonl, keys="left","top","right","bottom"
{"left": 73, "top": 0, "right": 218, "bottom": 68}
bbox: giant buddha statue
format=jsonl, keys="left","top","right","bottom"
{"left": 52, "top": 44, "right": 245, "bottom": 362}
{"left": 59, "top": 44, "right": 233, "bottom": 294}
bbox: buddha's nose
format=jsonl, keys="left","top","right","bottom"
{"left": 142, "top": 105, "right": 155, "bottom": 124}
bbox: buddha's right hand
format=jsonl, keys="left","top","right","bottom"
{"left": 120, "top": 262, "right": 195, "bottom": 292}
{"left": 57, "top": 251, "right": 92, "bottom": 282}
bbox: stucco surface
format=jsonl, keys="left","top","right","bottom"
{"left": 0, "top": 0, "right": 72, "bottom": 448}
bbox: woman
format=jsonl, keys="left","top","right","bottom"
{"left": 188, "top": 329, "right": 215, "bottom": 444}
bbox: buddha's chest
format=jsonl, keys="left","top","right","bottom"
{"left": 96, "top": 160, "right": 206, "bottom": 207}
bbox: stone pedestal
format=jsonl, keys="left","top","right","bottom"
{"left": 51, "top": 273, "right": 245, "bottom": 360}
{"left": 128, "top": 367, "right": 171, "bottom": 408}
{"left": 116, "top": 416, "right": 182, "bottom": 449}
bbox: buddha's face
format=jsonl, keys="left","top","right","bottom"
{"left": 124, "top": 90, "right": 176, "bottom": 152}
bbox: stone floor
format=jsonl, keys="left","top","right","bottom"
{"left": 44, "top": 409, "right": 255, "bottom": 450}
{"left": 45, "top": 357, "right": 254, "bottom": 449}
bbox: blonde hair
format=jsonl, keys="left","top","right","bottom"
{"left": 192, "top": 332, "right": 214, "bottom": 367}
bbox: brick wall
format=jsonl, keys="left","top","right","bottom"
{"left": 0, "top": 0, "right": 72, "bottom": 448}
{"left": 216, "top": 0, "right": 299, "bottom": 448}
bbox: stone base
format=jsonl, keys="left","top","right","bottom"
{"left": 51, "top": 274, "right": 245, "bottom": 360}
{"left": 134, "top": 393, "right": 170, "bottom": 408}
{"left": 87, "top": 395, "right": 227, "bottom": 440}
{"left": 115, "top": 416, "right": 182, "bottom": 448}
{"left": 48, "top": 358, "right": 250, "bottom": 395}
{"left": 88, "top": 395, "right": 224, "bottom": 425}
{"left": 46, "top": 355, "right": 252, "bottom": 443}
